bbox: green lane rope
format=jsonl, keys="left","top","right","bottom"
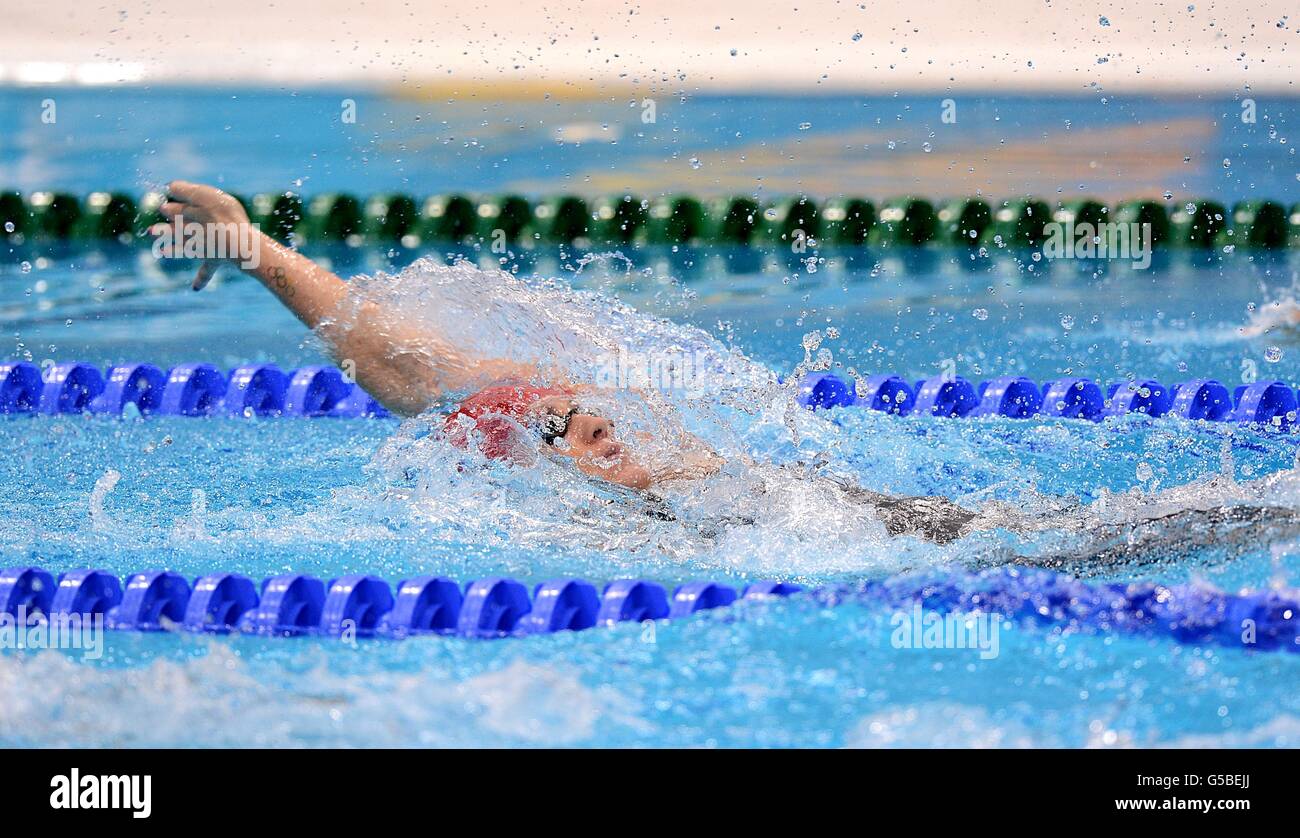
{"left": 1, "top": 190, "right": 1295, "bottom": 250}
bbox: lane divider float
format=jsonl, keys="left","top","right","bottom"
{"left": 2, "top": 191, "right": 1295, "bottom": 249}
{"left": 1, "top": 565, "right": 1295, "bottom": 652}
{"left": 0, "top": 566, "right": 782, "bottom": 639}
{"left": 0, "top": 361, "right": 387, "bottom": 418}
{"left": 6, "top": 360, "right": 1295, "bottom": 431}
{"left": 798, "top": 372, "right": 1299, "bottom": 430}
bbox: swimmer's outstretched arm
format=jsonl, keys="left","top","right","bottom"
{"left": 155, "top": 181, "right": 536, "bottom": 415}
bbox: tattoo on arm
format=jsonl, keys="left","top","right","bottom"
{"left": 268, "top": 265, "right": 294, "bottom": 298}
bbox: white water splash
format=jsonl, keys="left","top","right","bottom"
{"left": 0, "top": 644, "right": 645, "bottom": 748}
{"left": 1241, "top": 297, "right": 1300, "bottom": 340}
{"left": 88, "top": 469, "right": 121, "bottom": 532}
{"left": 846, "top": 703, "right": 1044, "bottom": 748}
{"left": 169, "top": 488, "right": 213, "bottom": 544}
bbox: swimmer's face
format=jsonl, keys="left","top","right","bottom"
{"left": 527, "top": 396, "right": 652, "bottom": 490}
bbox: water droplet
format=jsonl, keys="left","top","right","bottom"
{"left": 1222, "top": 158, "right": 1232, "bottom": 168}
{"left": 729, "top": 48, "right": 738, "bottom": 57}
{"left": 1135, "top": 462, "right": 1154, "bottom": 481}
{"left": 689, "top": 157, "right": 702, "bottom": 170}
{"left": 972, "top": 308, "right": 989, "bottom": 321}
{"left": 1061, "top": 315, "right": 1075, "bottom": 330}
{"left": 852, "top": 32, "right": 863, "bottom": 41}
{"left": 922, "top": 142, "right": 933, "bottom": 153}
{"left": 1266, "top": 346, "right": 1283, "bottom": 363}
{"left": 20, "top": 261, "right": 32, "bottom": 274}
{"left": 1099, "top": 15, "right": 1111, "bottom": 25}
{"left": 798, "top": 122, "right": 812, "bottom": 131}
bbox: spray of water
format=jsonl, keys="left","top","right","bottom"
{"left": 318, "top": 257, "right": 1300, "bottom": 575}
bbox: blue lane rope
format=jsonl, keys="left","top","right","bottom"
{"left": 0, "top": 361, "right": 387, "bottom": 418}
{"left": 4, "top": 360, "right": 1296, "bottom": 428}
{"left": 798, "top": 372, "right": 1299, "bottom": 429}
{"left": 0, "top": 565, "right": 1295, "bottom": 651}
{"left": 0, "top": 567, "right": 769, "bottom": 639}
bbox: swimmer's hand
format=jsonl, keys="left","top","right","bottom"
{"left": 149, "top": 180, "right": 256, "bottom": 291}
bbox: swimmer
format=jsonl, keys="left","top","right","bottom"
{"left": 153, "top": 182, "right": 689, "bottom": 489}
{"left": 150, "top": 181, "right": 1195, "bottom": 549}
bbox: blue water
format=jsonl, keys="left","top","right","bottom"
{"left": 3, "top": 89, "right": 1300, "bottom": 748}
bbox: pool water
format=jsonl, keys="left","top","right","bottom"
{"left": 3, "top": 89, "right": 1300, "bottom": 748}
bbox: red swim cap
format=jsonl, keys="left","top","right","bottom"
{"left": 444, "top": 383, "right": 570, "bottom": 461}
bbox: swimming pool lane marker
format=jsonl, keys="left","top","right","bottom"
{"left": 2, "top": 191, "right": 1295, "bottom": 249}
{"left": 797, "top": 372, "right": 1300, "bottom": 429}
{"left": 0, "top": 565, "right": 1295, "bottom": 652}
{"left": 0, "top": 361, "right": 387, "bottom": 417}
{"left": 4, "top": 360, "right": 1292, "bottom": 429}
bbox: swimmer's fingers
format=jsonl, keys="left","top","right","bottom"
{"left": 192, "top": 260, "right": 219, "bottom": 292}
{"left": 162, "top": 181, "right": 250, "bottom": 227}
{"left": 166, "top": 180, "right": 206, "bottom": 201}
{"left": 147, "top": 219, "right": 220, "bottom": 287}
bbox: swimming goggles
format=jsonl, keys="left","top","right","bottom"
{"left": 538, "top": 403, "right": 598, "bottom": 445}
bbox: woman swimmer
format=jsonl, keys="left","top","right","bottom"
{"left": 166, "top": 180, "right": 1300, "bottom": 554}
{"left": 153, "top": 181, "right": 987, "bottom": 544}
{"left": 152, "top": 181, "right": 725, "bottom": 489}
